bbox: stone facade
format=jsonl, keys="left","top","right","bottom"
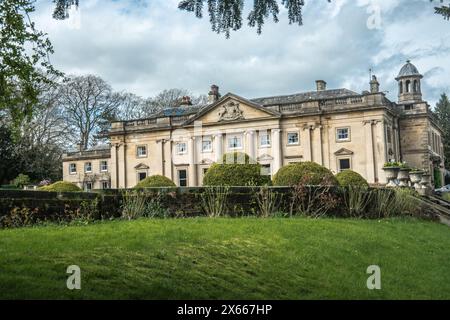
{"left": 63, "top": 61, "right": 445, "bottom": 190}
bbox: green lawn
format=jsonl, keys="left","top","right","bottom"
{"left": 0, "top": 218, "right": 449, "bottom": 299}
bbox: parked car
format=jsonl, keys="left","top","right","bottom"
{"left": 435, "top": 184, "right": 450, "bottom": 195}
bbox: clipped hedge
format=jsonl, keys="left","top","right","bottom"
{"left": 335, "top": 170, "right": 369, "bottom": 188}
{"left": 39, "top": 181, "right": 82, "bottom": 192}
{"left": 273, "top": 162, "right": 338, "bottom": 186}
{"left": 134, "top": 175, "right": 176, "bottom": 189}
{"left": 203, "top": 152, "right": 270, "bottom": 186}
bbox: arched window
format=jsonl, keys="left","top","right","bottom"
{"left": 399, "top": 81, "right": 403, "bottom": 94}
{"left": 406, "top": 80, "right": 411, "bottom": 93}
{"left": 413, "top": 80, "right": 419, "bottom": 93}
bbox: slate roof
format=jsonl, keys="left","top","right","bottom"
{"left": 154, "top": 105, "right": 206, "bottom": 117}
{"left": 250, "top": 88, "right": 360, "bottom": 106}
{"left": 397, "top": 60, "right": 421, "bottom": 79}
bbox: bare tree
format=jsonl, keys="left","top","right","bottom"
{"left": 140, "top": 88, "right": 209, "bottom": 117}
{"left": 58, "top": 75, "right": 122, "bottom": 149}
{"left": 116, "top": 92, "right": 146, "bottom": 121}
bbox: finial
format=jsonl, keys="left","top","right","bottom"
{"left": 406, "top": 59, "right": 411, "bottom": 63}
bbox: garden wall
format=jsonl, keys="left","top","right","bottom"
{"left": 0, "top": 186, "right": 440, "bottom": 227}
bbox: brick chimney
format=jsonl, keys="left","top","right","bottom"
{"left": 316, "top": 80, "right": 327, "bottom": 91}
{"left": 208, "top": 84, "right": 220, "bottom": 104}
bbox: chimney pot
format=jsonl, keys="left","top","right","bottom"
{"left": 316, "top": 80, "right": 327, "bottom": 91}
{"left": 208, "top": 84, "right": 220, "bottom": 104}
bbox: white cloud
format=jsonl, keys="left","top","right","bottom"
{"left": 32, "top": 0, "right": 450, "bottom": 107}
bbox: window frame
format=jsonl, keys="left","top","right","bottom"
{"left": 69, "top": 163, "right": 77, "bottom": 175}
{"left": 100, "top": 160, "right": 108, "bottom": 172}
{"left": 287, "top": 132, "right": 299, "bottom": 146}
{"left": 137, "top": 171, "right": 147, "bottom": 182}
{"left": 202, "top": 137, "right": 213, "bottom": 153}
{"left": 176, "top": 142, "right": 187, "bottom": 155}
{"left": 336, "top": 127, "right": 351, "bottom": 142}
{"left": 337, "top": 157, "right": 352, "bottom": 172}
{"left": 85, "top": 162, "right": 92, "bottom": 173}
{"left": 227, "top": 135, "right": 243, "bottom": 150}
{"left": 261, "top": 164, "right": 272, "bottom": 176}
{"left": 260, "top": 133, "right": 271, "bottom": 148}
{"left": 136, "top": 145, "right": 148, "bottom": 158}
{"left": 177, "top": 169, "right": 188, "bottom": 187}
{"left": 84, "top": 182, "right": 93, "bottom": 192}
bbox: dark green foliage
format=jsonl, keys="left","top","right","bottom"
{"left": 0, "top": 0, "right": 62, "bottom": 128}
{"left": 178, "top": 0, "right": 328, "bottom": 37}
{"left": 52, "top": 1, "right": 448, "bottom": 38}
{"left": 39, "top": 181, "right": 82, "bottom": 192}
{"left": 435, "top": 1, "right": 450, "bottom": 20}
{"left": 273, "top": 162, "right": 338, "bottom": 186}
{"left": 203, "top": 152, "right": 270, "bottom": 186}
{"left": 434, "top": 93, "right": 450, "bottom": 168}
{"left": 434, "top": 168, "right": 443, "bottom": 188}
{"left": 335, "top": 170, "right": 369, "bottom": 187}
{"left": 12, "top": 174, "right": 30, "bottom": 189}
{"left": 134, "top": 175, "right": 176, "bottom": 189}
{"left": 52, "top": 0, "right": 79, "bottom": 19}
{"left": 0, "top": 125, "right": 19, "bottom": 184}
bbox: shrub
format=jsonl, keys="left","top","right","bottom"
{"left": 203, "top": 152, "right": 270, "bottom": 186}
{"left": 336, "top": 170, "right": 369, "bottom": 188}
{"left": 39, "top": 181, "right": 82, "bottom": 192}
{"left": 134, "top": 175, "right": 176, "bottom": 189}
{"left": 200, "top": 186, "right": 230, "bottom": 217}
{"left": 121, "top": 190, "right": 169, "bottom": 220}
{"left": 273, "top": 162, "right": 338, "bottom": 186}
{"left": 341, "top": 185, "right": 372, "bottom": 218}
{"left": 253, "top": 185, "right": 283, "bottom": 218}
{"left": 12, "top": 174, "right": 31, "bottom": 189}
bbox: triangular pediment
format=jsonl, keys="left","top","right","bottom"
{"left": 257, "top": 154, "right": 274, "bottom": 161}
{"left": 334, "top": 148, "right": 354, "bottom": 156}
{"left": 186, "top": 93, "right": 280, "bottom": 125}
{"left": 200, "top": 158, "right": 214, "bottom": 165}
{"left": 134, "top": 163, "right": 150, "bottom": 170}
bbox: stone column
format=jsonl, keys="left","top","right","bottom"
{"left": 246, "top": 130, "right": 255, "bottom": 161}
{"left": 110, "top": 143, "right": 118, "bottom": 189}
{"left": 316, "top": 125, "right": 324, "bottom": 165}
{"left": 272, "top": 129, "right": 282, "bottom": 174}
{"left": 189, "top": 136, "right": 197, "bottom": 186}
{"left": 303, "top": 125, "right": 312, "bottom": 162}
{"left": 117, "top": 143, "right": 126, "bottom": 189}
{"left": 215, "top": 133, "right": 223, "bottom": 163}
{"left": 364, "top": 120, "right": 376, "bottom": 184}
{"left": 375, "top": 120, "right": 387, "bottom": 184}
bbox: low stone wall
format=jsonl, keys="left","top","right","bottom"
{"left": 0, "top": 186, "right": 441, "bottom": 226}
{"left": 0, "top": 187, "right": 297, "bottom": 222}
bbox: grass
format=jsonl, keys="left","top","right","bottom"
{"left": 0, "top": 218, "right": 449, "bottom": 299}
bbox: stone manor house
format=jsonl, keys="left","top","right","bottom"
{"left": 62, "top": 61, "right": 445, "bottom": 190}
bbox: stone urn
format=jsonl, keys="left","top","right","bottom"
{"left": 397, "top": 168, "right": 411, "bottom": 187}
{"left": 409, "top": 171, "right": 424, "bottom": 189}
{"left": 383, "top": 166, "right": 400, "bottom": 187}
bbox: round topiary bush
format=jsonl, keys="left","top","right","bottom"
{"left": 272, "top": 162, "right": 338, "bottom": 186}
{"left": 335, "top": 170, "right": 369, "bottom": 188}
{"left": 134, "top": 175, "right": 176, "bottom": 189}
{"left": 203, "top": 152, "right": 270, "bottom": 186}
{"left": 39, "top": 181, "right": 82, "bottom": 192}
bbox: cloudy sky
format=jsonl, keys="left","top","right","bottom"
{"left": 33, "top": 0, "right": 450, "bottom": 107}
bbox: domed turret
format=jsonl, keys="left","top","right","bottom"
{"left": 395, "top": 60, "right": 423, "bottom": 103}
